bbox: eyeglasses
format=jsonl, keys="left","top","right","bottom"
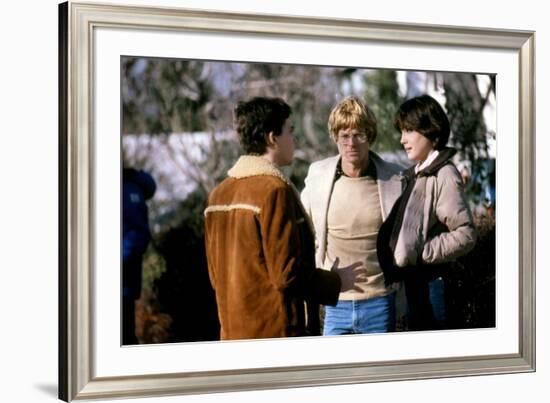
{"left": 337, "top": 133, "right": 369, "bottom": 144}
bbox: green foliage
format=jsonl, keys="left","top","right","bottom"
{"left": 141, "top": 244, "right": 166, "bottom": 292}
{"left": 363, "top": 70, "right": 404, "bottom": 152}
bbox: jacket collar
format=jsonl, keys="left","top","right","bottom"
{"left": 228, "top": 155, "right": 291, "bottom": 186}
{"left": 228, "top": 155, "right": 314, "bottom": 233}
{"left": 408, "top": 147, "right": 457, "bottom": 178}
{"left": 415, "top": 150, "right": 440, "bottom": 174}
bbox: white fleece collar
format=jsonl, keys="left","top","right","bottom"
{"left": 228, "top": 155, "right": 291, "bottom": 185}
{"left": 227, "top": 155, "right": 314, "bottom": 233}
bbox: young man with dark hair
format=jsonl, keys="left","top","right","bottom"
{"left": 204, "top": 97, "right": 341, "bottom": 340}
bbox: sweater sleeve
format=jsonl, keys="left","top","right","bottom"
{"left": 422, "top": 167, "right": 477, "bottom": 264}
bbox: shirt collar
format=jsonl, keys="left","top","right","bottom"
{"left": 415, "top": 150, "right": 440, "bottom": 174}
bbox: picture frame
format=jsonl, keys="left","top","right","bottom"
{"left": 59, "top": 1, "right": 536, "bottom": 401}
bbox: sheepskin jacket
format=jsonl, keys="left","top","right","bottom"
{"left": 204, "top": 156, "right": 341, "bottom": 340}
{"left": 377, "top": 148, "right": 477, "bottom": 283}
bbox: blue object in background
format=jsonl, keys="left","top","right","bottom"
{"left": 122, "top": 168, "right": 156, "bottom": 344}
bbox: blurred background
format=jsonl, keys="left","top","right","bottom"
{"left": 121, "top": 57, "right": 496, "bottom": 343}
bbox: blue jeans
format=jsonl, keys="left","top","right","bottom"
{"left": 429, "top": 277, "right": 446, "bottom": 326}
{"left": 323, "top": 293, "right": 396, "bottom": 335}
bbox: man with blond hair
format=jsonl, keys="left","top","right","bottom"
{"left": 301, "top": 96, "right": 403, "bottom": 335}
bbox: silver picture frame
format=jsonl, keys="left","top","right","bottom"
{"left": 59, "top": 1, "right": 535, "bottom": 400}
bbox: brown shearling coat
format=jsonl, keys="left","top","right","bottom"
{"left": 204, "top": 156, "right": 341, "bottom": 340}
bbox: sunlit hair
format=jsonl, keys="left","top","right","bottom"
{"left": 394, "top": 94, "right": 450, "bottom": 150}
{"left": 233, "top": 97, "right": 291, "bottom": 155}
{"left": 327, "top": 96, "right": 377, "bottom": 144}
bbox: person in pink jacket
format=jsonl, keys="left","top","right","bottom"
{"left": 377, "top": 94, "right": 477, "bottom": 331}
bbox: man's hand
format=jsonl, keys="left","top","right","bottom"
{"left": 330, "top": 257, "right": 367, "bottom": 292}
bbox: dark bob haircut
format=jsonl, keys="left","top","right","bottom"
{"left": 233, "top": 97, "right": 291, "bottom": 155}
{"left": 394, "top": 94, "right": 450, "bottom": 150}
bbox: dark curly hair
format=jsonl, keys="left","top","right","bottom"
{"left": 394, "top": 94, "right": 450, "bottom": 150}
{"left": 233, "top": 97, "right": 291, "bottom": 155}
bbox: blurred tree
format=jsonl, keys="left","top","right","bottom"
{"left": 363, "top": 70, "right": 405, "bottom": 152}
{"left": 226, "top": 62, "right": 342, "bottom": 189}
{"left": 122, "top": 57, "right": 214, "bottom": 134}
{"left": 443, "top": 72, "right": 496, "bottom": 205}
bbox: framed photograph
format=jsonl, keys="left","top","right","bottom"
{"left": 59, "top": 1, "right": 535, "bottom": 401}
